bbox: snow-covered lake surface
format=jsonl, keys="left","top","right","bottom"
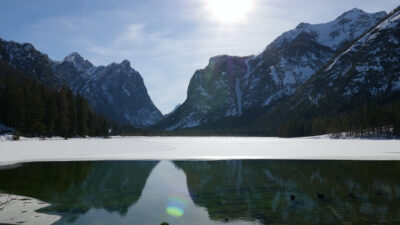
{"left": 1, "top": 136, "right": 400, "bottom": 166}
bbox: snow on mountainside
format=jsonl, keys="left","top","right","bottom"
{"left": 62, "top": 52, "right": 94, "bottom": 73}
{"left": 54, "top": 53, "right": 162, "bottom": 127}
{"left": 252, "top": 6, "right": 400, "bottom": 136}
{"left": 0, "top": 40, "right": 162, "bottom": 127}
{"left": 156, "top": 8, "right": 387, "bottom": 130}
{"left": 300, "top": 7, "right": 400, "bottom": 102}
{"left": 269, "top": 8, "right": 387, "bottom": 50}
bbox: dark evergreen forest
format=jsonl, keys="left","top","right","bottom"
{"left": 0, "top": 60, "right": 110, "bottom": 138}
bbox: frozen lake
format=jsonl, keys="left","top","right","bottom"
{"left": 1, "top": 137, "right": 400, "bottom": 224}
{"left": 1, "top": 136, "right": 400, "bottom": 166}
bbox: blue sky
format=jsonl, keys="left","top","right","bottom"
{"left": 0, "top": 0, "right": 398, "bottom": 113}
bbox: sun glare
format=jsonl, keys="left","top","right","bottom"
{"left": 206, "top": 0, "right": 253, "bottom": 23}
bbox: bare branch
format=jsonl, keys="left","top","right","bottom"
{"left": 0, "top": 194, "right": 15, "bottom": 209}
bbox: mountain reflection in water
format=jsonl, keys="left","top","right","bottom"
{"left": 0, "top": 160, "right": 399, "bottom": 224}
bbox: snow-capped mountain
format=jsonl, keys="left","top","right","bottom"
{"left": 268, "top": 8, "right": 387, "bottom": 50}
{"left": 250, "top": 6, "right": 400, "bottom": 136}
{"left": 291, "top": 6, "right": 400, "bottom": 110}
{"left": 156, "top": 8, "right": 387, "bottom": 130}
{"left": 53, "top": 53, "right": 162, "bottom": 127}
{"left": 0, "top": 40, "right": 162, "bottom": 127}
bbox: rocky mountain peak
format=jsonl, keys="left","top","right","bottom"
{"left": 121, "top": 59, "right": 131, "bottom": 67}
{"left": 64, "top": 52, "right": 83, "bottom": 61}
{"left": 267, "top": 8, "right": 387, "bottom": 51}
{"left": 295, "top": 22, "right": 311, "bottom": 30}
{"left": 58, "top": 56, "right": 162, "bottom": 127}
{"left": 63, "top": 52, "right": 93, "bottom": 72}
{"left": 0, "top": 40, "right": 162, "bottom": 128}
{"left": 337, "top": 8, "right": 365, "bottom": 19}
{"left": 208, "top": 55, "right": 231, "bottom": 65}
{"left": 335, "top": 8, "right": 386, "bottom": 25}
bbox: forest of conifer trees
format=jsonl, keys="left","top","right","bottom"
{"left": 0, "top": 60, "right": 110, "bottom": 138}
{"left": 277, "top": 98, "right": 400, "bottom": 138}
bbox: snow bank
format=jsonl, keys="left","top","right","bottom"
{"left": 0, "top": 194, "right": 60, "bottom": 225}
{"left": 0, "top": 137, "right": 400, "bottom": 166}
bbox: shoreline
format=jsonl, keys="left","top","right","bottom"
{"left": 1, "top": 136, "right": 400, "bottom": 166}
{"left": 0, "top": 194, "right": 60, "bottom": 225}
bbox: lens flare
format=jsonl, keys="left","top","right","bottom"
{"left": 166, "top": 206, "right": 184, "bottom": 217}
{"left": 166, "top": 194, "right": 188, "bottom": 217}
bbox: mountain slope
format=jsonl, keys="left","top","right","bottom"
{"left": 255, "top": 6, "right": 400, "bottom": 136}
{"left": 0, "top": 59, "right": 110, "bottom": 137}
{"left": 0, "top": 41, "right": 60, "bottom": 86}
{"left": 304, "top": 8, "right": 400, "bottom": 98}
{"left": 0, "top": 40, "right": 162, "bottom": 127}
{"left": 54, "top": 53, "right": 162, "bottom": 127}
{"left": 156, "top": 8, "right": 387, "bottom": 130}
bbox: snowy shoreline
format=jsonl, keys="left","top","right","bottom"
{"left": 1, "top": 136, "right": 400, "bottom": 166}
{"left": 0, "top": 194, "right": 61, "bottom": 225}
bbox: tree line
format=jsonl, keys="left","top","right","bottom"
{"left": 0, "top": 63, "right": 110, "bottom": 138}
{"left": 278, "top": 98, "right": 400, "bottom": 138}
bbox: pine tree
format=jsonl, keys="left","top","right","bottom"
{"left": 87, "top": 109, "right": 96, "bottom": 137}
{"left": 55, "top": 88, "right": 70, "bottom": 138}
{"left": 101, "top": 117, "right": 109, "bottom": 137}
{"left": 76, "top": 95, "right": 89, "bottom": 137}
{"left": 65, "top": 88, "right": 77, "bottom": 137}
{"left": 23, "top": 82, "right": 45, "bottom": 136}
{"left": 0, "top": 61, "right": 114, "bottom": 138}
{"left": 44, "top": 88, "right": 58, "bottom": 136}
{"left": 2, "top": 80, "right": 25, "bottom": 131}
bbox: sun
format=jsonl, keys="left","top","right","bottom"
{"left": 206, "top": 0, "right": 253, "bottom": 23}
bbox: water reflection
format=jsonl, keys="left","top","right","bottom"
{"left": 0, "top": 160, "right": 399, "bottom": 224}
{"left": 0, "top": 161, "right": 157, "bottom": 223}
{"left": 175, "top": 160, "right": 400, "bottom": 224}
{"left": 65, "top": 161, "right": 260, "bottom": 225}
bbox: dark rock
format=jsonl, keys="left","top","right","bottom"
{"left": 0, "top": 39, "right": 163, "bottom": 128}
{"left": 155, "top": 9, "right": 387, "bottom": 130}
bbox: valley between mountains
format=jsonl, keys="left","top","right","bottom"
{"left": 1, "top": 6, "right": 400, "bottom": 137}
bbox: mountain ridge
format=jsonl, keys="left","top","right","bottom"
{"left": 0, "top": 40, "right": 162, "bottom": 127}
{"left": 245, "top": 5, "right": 400, "bottom": 137}
{"left": 155, "top": 7, "right": 388, "bottom": 130}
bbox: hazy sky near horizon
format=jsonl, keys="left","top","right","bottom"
{"left": 0, "top": 0, "right": 398, "bottom": 113}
